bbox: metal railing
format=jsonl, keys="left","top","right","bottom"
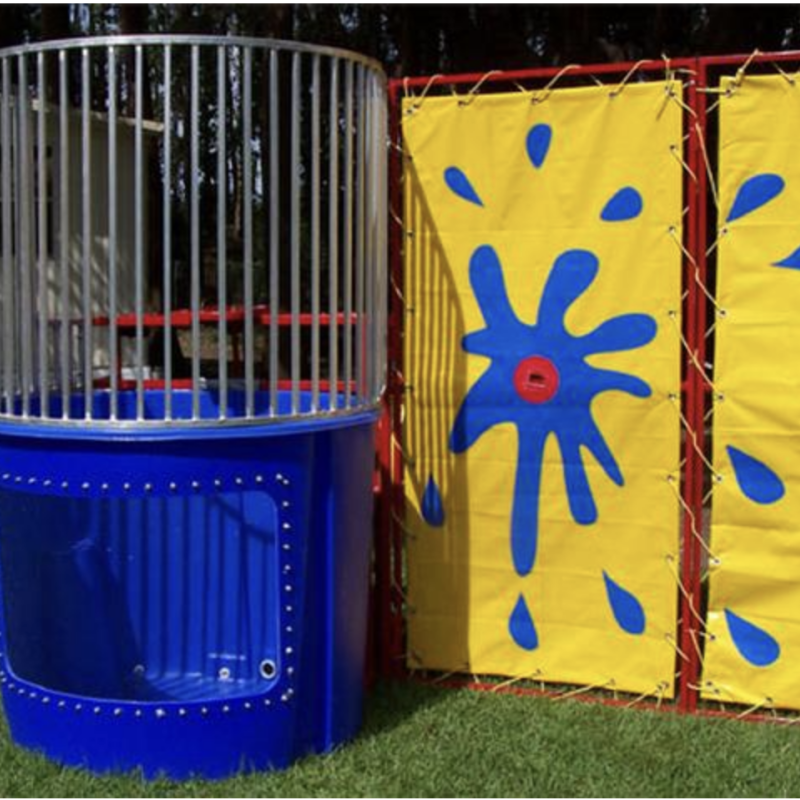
{"left": 0, "top": 35, "right": 387, "bottom": 427}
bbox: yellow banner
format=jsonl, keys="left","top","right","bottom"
{"left": 402, "top": 84, "right": 683, "bottom": 696}
{"left": 704, "top": 75, "right": 800, "bottom": 710}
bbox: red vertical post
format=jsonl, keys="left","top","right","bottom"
{"left": 373, "top": 79, "right": 407, "bottom": 679}
{"left": 677, "top": 61, "right": 707, "bottom": 714}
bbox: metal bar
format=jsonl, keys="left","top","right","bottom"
{"left": 310, "top": 53, "right": 321, "bottom": 412}
{"left": 81, "top": 48, "right": 92, "bottom": 418}
{"left": 290, "top": 51, "right": 300, "bottom": 414}
{"left": 328, "top": 58, "right": 339, "bottom": 412}
{"left": 376, "top": 76, "right": 388, "bottom": 401}
{"left": 1, "top": 59, "right": 11, "bottom": 414}
{"left": 190, "top": 44, "right": 200, "bottom": 419}
{"left": 36, "top": 51, "right": 48, "bottom": 417}
{"left": 217, "top": 45, "right": 228, "bottom": 418}
{"left": 268, "top": 49, "right": 279, "bottom": 417}
{"left": 134, "top": 45, "right": 144, "bottom": 420}
{"left": 355, "top": 65, "right": 366, "bottom": 406}
{"left": 108, "top": 45, "right": 118, "bottom": 420}
{"left": 678, "top": 61, "right": 706, "bottom": 715}
{"left": 163, "top": 44, "right": 172, "bottom": 420}
{"left": 243, "top": 46, "right": 254, "bottom": 418}
{"left": 18, "top": 54, "right": 32, "bottom": 417}
{"left": 343, "top": 61, "right": 354, "bottom": 409}
{"left": 364, "top": 70, "right": 375, "bottom": 404}
{"left": 59, "top": 48, "right": 69, "bottom": 418}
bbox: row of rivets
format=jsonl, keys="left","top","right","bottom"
{"left": 0, "top": 473, "right": 276, "bottom": 493}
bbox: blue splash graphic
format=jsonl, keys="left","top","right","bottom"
{"left": 421, "top": 474, "right": 446, "bottom": 527}
{"left": 509, "top": 593, "right": 539, "bottom": 650}
{"left": 449, "top": 245, "right": 656, "bottom": 578}
{"left": 727, "top": 445, "right": 785, "bottom": 505}
{"left": 726, "top": 174, "right": 784, "bottom": 223}
{"left": 773, "top": 246, "right": 800, "bottom": 270}
{"left": 601, "top": 187, "right": 643, "bottom": 222}
{"left": 526, "top": 124, "right": 552, "bottom": 169}
{"left": 603, "top": 571, "right": 646, "bottom": 635}
{"left": 444, "top": 166, "right": 484, "bottom": 207}
{"left": 725, "top": 609, "right": 780, "bottom": 667}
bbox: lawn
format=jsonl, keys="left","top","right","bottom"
{"left": 1, "top": 681, "right": 799, "bottom": 797}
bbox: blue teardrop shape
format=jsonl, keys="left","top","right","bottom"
{"left": 601, "top": 187, "right": 643, "bottom": 222}
{"left": 727, "top": 446, "right": 785, "bottom": 504}
{"left": 421, "top": 475, "right": 445, "bottom": 527}
{"left": 526, "top": 124, "right": 552, "bottom": 169}
{"left": 725, "top": 609, "right": 780, "bottom": 667}
{"left": 603, "top": 572, "right": 646, "bottom": 635}
{"left": 773, "top": 245, "right": 800, "bottom": 270}
{"left": 509, "top": 594, "right": 538, "bottom": 650}
{"left": 726, "top": 174, "right": 785, "bottom": 222}
{"left": 443, "top": 167, "right": 483, "bottom": 207}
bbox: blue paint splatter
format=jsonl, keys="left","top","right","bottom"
{"left": 603, "top": 572, "right": 646, "bottom": 635}
{"left": 726, "top": 174, "right": 784, "bottom": 223}
{"left": 601, "top": 187, "right": 643, "bottom": 222}
{"left": 509, "top": 593, "right": 538, "bottom": 650}
{"left": 421, "top": 475, "right": 445, "bottom": 527}
{"left": 526, "top": 124, "right": 552, "bottom": 169}
{"left": 449, "top": 244, "right": 655, "bottom": 577}
{"left": 725, "top": 609, "right": 780, "bottom": 667}
{"left": 727, "top": 446, "right": 785, "bottom": 505}
{"left": 773, "top": 246, "right": 800, "bottom": 270}
{"left": 444, "top": 167, "right": 483, "bottom": 207}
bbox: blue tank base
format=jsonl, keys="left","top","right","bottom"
{"left": 0, "top": 392, "right": 377, "bottom": 779}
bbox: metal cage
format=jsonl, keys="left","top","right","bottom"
{"left": 0, "top": 35, "right": 388, "bottom": 427}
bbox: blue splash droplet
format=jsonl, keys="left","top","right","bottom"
{"left": 421, "top": 475, "right": 445, "bottom": 527}
{"left": 773, "top": 245, "right": 800, "bottom": 270}
{"left": 727, "top": 174, "right": 784, "bottom": 222}
{"left": 727, "top": 446, "right": 785, "bottom": 504}
{"left": 444, "top": 167, "right": 483, "bottom": 207}
{"left": 601, "top": 187, "right": 643, "bottom": 222}
{"left": 603, "top": 572, "right": 646, "bottom": 635}
{"left": 526, "top": 124, "right": 552, "bottom": 169}
{"left": 725, "top": 609, "right": 780, "bottom": 667}
{"left": 509, "top": 593, "right": 538, "bottom": 650}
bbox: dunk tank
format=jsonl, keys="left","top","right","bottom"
{"left": 0, "top": 36, "right": 387, "bottom": 778}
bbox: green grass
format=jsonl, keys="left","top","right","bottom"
{"left": 2, "top": 682, "right": 800, "bottom": 797}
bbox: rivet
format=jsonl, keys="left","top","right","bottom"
{"left": 276, "top": 473, "right": 284, "bottom": 481}
{"left": 134, "top": 709, "right": 143, "bottom": 717}
{"left": 282, "top": 544, "right": 291, "bottom": 552}
{"left": 281, "top": 694, "right": 289, "bottom": 703}
{"left": 255, "top": 475, "right": 264, "bottom": 483}
{"left": 81, "top": 482, "right": 90, "bottom": 491}
{"left": 101, "top": 483, "right": 109, "bottom": 491}
{"left": 29, "top": 691, "right": 37, "bottom": 699}
{"left": 286, "top": 689, "right": 294, "bottom": 698}
{"left": 144, "top": 483, "right": 153, "bottom": 492}
{"left": 201, "top": 706, "right": 209, "bottom": 716}
{"left": 214, "top": 479, "right": 222, "bottom": 488}
{"left": 283, "top": 565, "right": 292, "bottom": 574}
{"left": 16, "top": 688, "right": 23, "bottom": 695}
{"left": 235, "top": 477, "right": 243, "bottom": 486}
{"left": 284, "top": 585, "right": 293, "bottom": 593}
{"left": 61, "top": 481, "right": 69, "bottom": 489}
{"left": 218, "top": 667, "right": 231, "bottom": 681}
{"left": 222, "top": 704, "right": 230, "bottom": 713}
{"left": 285, "top": 646, "right": 294, "bottom": 656}
{"left": 287, "top": 667, "right": 295, "bottom": 676}
{"left": 132, "top": 664, "right": 145, "bottom": 677}
{"left": 123, "top": 482, "right": 131, "bottom": 491}
{"left": 281, "top": 500, "right": 290, "bottom": 509}
{"left": 114, "top": 707, "right": 122, "bottom": 716}
{"left": 244, "top": 701, "right": 252, "bottom": 710}
{"left": 282, "top": 522, "right": 291, "bottom": 531}
{"left": 192, "top": 481, "right": 200, "bottom": 490}
{"left": 169, "top": 482, "right": 177, "bottom": 491}
{"left": 27, "top": 477, "right": 36, "bottom": 485}
{"left": 286, "top": 626, "right": 294, "bottom": 634}
{"left": 7, "top": 683, "right": 13, "bottom": 691}
{"left": 43, "top": 479, "right": 52, "bottom": 487}
{"left": 42, "top": 696, "right": 50, "bottom": 704}
{"left": 58, "top": 700, "right": 66, "bottom": 708}
{"left": 14, "top": 476, "right": 21, "bottom": 483}
{"left": 75, "top": 703, "right": 82, "bottom": 711}
{"left": 178, "top": 708, "right": 187, "bottom": 717}
{"left": 93, "top": 706, "right": 101, "bottom": 714}
{"left": 285, "top": 605, "right": 294, "bottom": 614}
{"left": 155, "top": 708, "right": 166, "bottom": 718}
{"left": 263, "top": 699, "right": 272, "bottom": 707}
{"left": 1, "top": 474, "right": 9, "bottom": 480}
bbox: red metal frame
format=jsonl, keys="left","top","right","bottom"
{"left": 377, "top": 51, "right": 800, "bottom": 723}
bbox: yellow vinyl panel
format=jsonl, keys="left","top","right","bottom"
{"left": 704, "top": 75, "right": 800, "bottom": 710}
{"left": 402, "top": 83, "right": 683, "bottom": 696}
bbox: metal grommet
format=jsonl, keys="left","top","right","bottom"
{"left": 259, "top": 659, "right": 277, "bottom": 680}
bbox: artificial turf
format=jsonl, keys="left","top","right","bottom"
{"left": 1, "top": 681, "right": 799, "bottom": 797}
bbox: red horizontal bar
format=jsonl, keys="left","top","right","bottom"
{"left": 392, "top": 58, "right": 696, "bottom": 92}
{"left": 699, "top": 50, "right": 800, "bottom": 68}
{"left": 91, "top": 307, "right": 359, "bottom": 330}
{"left": 93, "top": 377, "right": 355, "bottom": 392}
